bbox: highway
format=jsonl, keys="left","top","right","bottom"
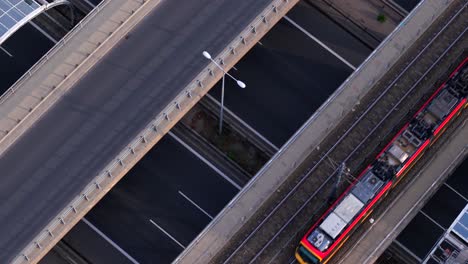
{"left": 33, "top": 1, "right": 376, "bottom": 262}
{"left": 42, "top": 133, "right": 239, "bottom": 264}
{"left": 41, "top": 220, "right": 132, "bottom": 264}
{"left": 84, "top": 134, "right": 239, "bottom": 263}
{"left": 205, "top": 0, "right": 467, "bottom": 261}
{"left": 394, "top": 160, "right": 467, "bottom": 261}
{"left": 394, "top": 0, "right": 420, "bottom": 12}
{"left": 208, "top": 1, "right": 372, "bottom": 147}
{"left": 334, "top": 113, "right": 468, "bottom": 264}
{"left": 0, "top": 0, "right": 275, "bottom": 262}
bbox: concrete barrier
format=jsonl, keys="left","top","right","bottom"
{"left": 173, "top": 0, "right": 457, "bottom": 263}
{"left": 11, "top": 0, "right": 301, "bottom": 262}
{"left": 0, "top": 0, "right": 155, "bottom": 157}
{"left": 8, "top": 0, "right": 166, "bottom": 262}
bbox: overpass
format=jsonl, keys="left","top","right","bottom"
{"left": 0, "top": 0, "right": 300, "bottom": 262}
{"left": 0, "top": 0, "right": 464, "bottom": 263}
{"left": 334, "top": 119, "right": 468, "bottom": 264}
{"left": 174, "top": 0, "right": 467, "bottom": 263}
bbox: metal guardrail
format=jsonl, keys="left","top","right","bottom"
{"left": 236, "top": 7, "right": 467, "bottom": 263}
{"left": 229, "top": 0, "right": 454, "bottom": 209}
{"left": 366, "top": 147, "right": 468, "bottom": 263}
{"left": 0, "top": 0, "right": 151, "bottom": 157}
{"left": 173, "top": 0, "right": 458, "bottom": 263}
{"left": 0, "top": 0, "right": 123, "bottom": 106}
{"left": 12, "top": 0, "right": 296, "bottom": 262}
{"left": 0, "top": 0, "right": 71, "bottom": 46}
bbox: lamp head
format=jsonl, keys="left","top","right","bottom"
{"left": 202, "top": 51, "right": 212, "bottom": 60}
{"left": 236, "top": 80, "right": 246, "bottom": 88}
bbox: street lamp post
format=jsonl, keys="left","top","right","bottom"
{"left": 202, "top": 51, "right": 246, "bottom": 134}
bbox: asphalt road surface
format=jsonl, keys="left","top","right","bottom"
{"left": 45, "top": 134, "right": 239, "bottom": 264}
{"left": 0, "top": 23, "right": 54, "bottom": 93}
{"left": 394, "top": 0, "right": 420, "bottom": 12}
{"left": 41, "top": 220, "right": 133, "bottom": 264}
{"left": 209, "top": 1, "right": 372, "bottom": 147}
{"left": 0, "top": 0, "right": 274, "bottom": 261}
{"left": 393, "top": 158, "right": 468, "bottom": 261}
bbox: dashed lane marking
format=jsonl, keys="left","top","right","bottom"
{"left": 284, "top": 16, "right": 357, "bottom": 71}
{"left": 149, "top": 219, "right": 186, "bottom": 249}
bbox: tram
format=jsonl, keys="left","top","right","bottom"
{"left": 295, "top": 57, "right": 468, "bottom": 264}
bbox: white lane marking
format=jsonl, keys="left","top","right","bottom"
{"left": 283, "top": 16, "right": 357, "bottom": 71}
{"left": 444, "top": 182, "right": 468, "bottom": 201}
{"left": 289, "top": 256, "right": 298, "bottom": 264}
{"left": 205, "top": 93, "right": 279, "bottom": 151}
{"left": 149, "top": 219, "right": 186, "bottom": 249}
{"left": 0, "top": 45, "right": 12, "bottom": 57}
{"left": 393, "top": 240, "right": 422, "bottom": 262}
{"left": 168, "top": 131, "right": 242, "bottom": 190}
{"left": 349, "top": 149, "right": 467, "bottom": 264}
{"left": 178, "top": 190, "right": 214, "bottom": 220}
{"left": 419, "top": 210, "right": 445, "bottom": 230}
{"left": 82, "top": 0, "right": 96, "bottom": 8}
{"left": 82, "top": 218, "right": 140, "bottom": 264}
{"left": 29, "top": 21, "right": 57, "bottom": 44}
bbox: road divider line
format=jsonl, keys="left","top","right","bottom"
{"left": 168, "top": 131, "right": 242, "bottom": 190}
{"left": 149, "top": 219, "right": 186, "bottom": 249}
{"left": 444, "top": 182, "right": 468, "bottom": 201}
{"left": 205, "top": 93, "right": 279, "bottom": 151}
{"left": 284, "top": 16, "right": 357, "bottom": 71}
{"left": 30, "top": 21, "right": 58, "bottom": 44}
{"left": 0, "top": 45, "right": 12, "bottom": 57}
{"left": 178, "top": 191, "right": 214, "bottom": 220}
{"left": 393, "top": 240, "right": 422, "bottom": 263}
{"left": 82, "top": 218, "right": 140, "bottom": 264}
{"left": 419, "top": 210, "right": 445, "bottom": 231}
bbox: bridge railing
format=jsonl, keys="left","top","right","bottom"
{"left": 0, "top": 0, "right": 112, "bottom": 105}
{"left": 0, "top": 0, "right": 150, "bottom": 157}
{"left": 173, "top": 0, "right": 459, "bottom": 263}
{"left": 12, "top": 0, "right": 299, "bottom": 262}
{"left": 9, "top": 0, "right": 165, "bottom": 262}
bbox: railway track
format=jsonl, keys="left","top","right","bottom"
{"left": 211, "top": 1, "right": 468, "bottom": 263}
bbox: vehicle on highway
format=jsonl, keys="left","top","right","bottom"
{"left": 295, "top": 57, "right": 468, "bottom": 264}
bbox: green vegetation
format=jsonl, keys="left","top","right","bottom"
{"left": 377, "top": 13, "right": 387, "bottom": 23}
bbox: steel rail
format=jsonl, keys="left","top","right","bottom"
{"left": 335, "top": 117, "right": 468, "bottom": 264}
{"left": 249, "top": 11, "right": 468, "bottom": 264}
{"left": 222, "top": 3, "right": 467, "bottom": 263}
{"left": 252, "top": 24, "right": 467, "bottom": 264}
{"left": 248, "top": 10, "right": 468, "bottom": 264}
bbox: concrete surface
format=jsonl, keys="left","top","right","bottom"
{"left": 318, "top": 0, "right": 403, "bottom": 41}
{"left": 0, "top": 0, "right": 149, "bottom": 156}
{"left": 338, "top": 119, "right": 468, "bottom": 264}
{"left": 173, "top": 0, "right": 457, "bottom": 263}
{"left": 84, "top": 134, "right": 239, "bottom": 263}
{"left": 9, "top": 0, "right": 296, "bottom": 263}
{"left": 0, "top": 24, "right": 54, "bottom": 93}
{"left": 2, "top": 0, "right": 295, "bottom": 262}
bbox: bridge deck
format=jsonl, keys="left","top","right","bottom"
{"left": 0, "top": 0, "right": 292, "bottom": 262}
{"left": 174, "top": 0, "right": 467, "bottom": 263}
{"left": 333, "top": 113, "right": 468, "bottom": 264}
